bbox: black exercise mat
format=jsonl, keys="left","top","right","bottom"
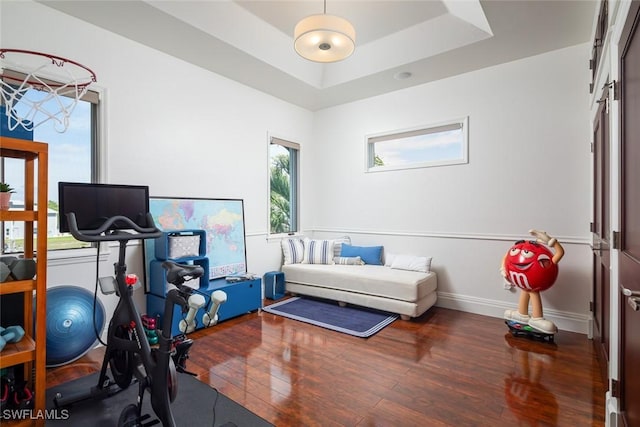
{"left": 45, "top": 372, "right": 273, "bottom": 427}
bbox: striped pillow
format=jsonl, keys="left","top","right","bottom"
{"left": 334, "top": 256, "right": 364, "bottom": 265}
{"left": 281, "top": 238, "right": 304, "bottom": 265}
{"left": 302, "top": 238, "right": 335, "bottom": 264}
{"left": 332, "top": 236, "right": 351, "bottom": 258}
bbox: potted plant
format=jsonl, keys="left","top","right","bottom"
{"left": 0, "top": 182, "right": 15, "bottom": 210}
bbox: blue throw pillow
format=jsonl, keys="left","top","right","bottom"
{"left": 340, "top": 244, "right": 383, "bottom": 265}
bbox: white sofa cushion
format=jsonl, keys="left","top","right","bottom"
{"left": 282, "top": 264, "right": 436, "bottom": 302}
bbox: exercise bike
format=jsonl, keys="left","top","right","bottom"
{"left": 53, "top": 213, "right": 224, "bottom": 426}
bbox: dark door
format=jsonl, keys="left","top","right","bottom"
{"left": 619, "top": 2, "right": 640, "bottom": 425}
{"left": 592, "top": 83, "right": 610, "bottom": 384}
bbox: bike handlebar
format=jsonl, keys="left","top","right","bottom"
{"left": 66, "top": 212, "right": 163, "bottom": 242}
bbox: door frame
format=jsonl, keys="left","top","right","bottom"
{"left": 602, "top": 1, "right": 640, "bottom": 424}
{"left": 592, "top": 82, "right": 611, "bottom": 385}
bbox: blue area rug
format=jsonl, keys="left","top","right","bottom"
{"left": 263, "top": 297, "right": 398, "bottom": 338}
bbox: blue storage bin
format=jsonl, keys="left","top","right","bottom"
{"left": 263, "top": 271, "right": 285, "bottom": 300}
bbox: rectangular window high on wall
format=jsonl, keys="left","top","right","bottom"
{"left": 269, "top": 136, "right": 299, "bottom": 235}
{"left": 366, "top": 117, "right": 468, "bottom": 172}
{"left": 1, "top": 71, "right": 101, "bottom": 253}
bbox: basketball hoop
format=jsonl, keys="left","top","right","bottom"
{"left": 0, "top": 49, "right": 97, "bottom": 133}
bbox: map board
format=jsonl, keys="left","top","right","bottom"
{"left": 147, "top": 197, "right": 247, "bottom": 280}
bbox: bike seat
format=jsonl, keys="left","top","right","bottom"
{"left": 162, "top": 261, "right": 204, "bottom": 285}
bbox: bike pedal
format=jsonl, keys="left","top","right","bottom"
{"left": 12, "top": 381, "right": 33, "bottom": 410}
{"left": 172, "top": 339, "right": 194, "bottom": 372}
{"left": 173, "top": 339, "right": 193, "bottom": 356}
{"left": 172, "top": 333, "right": 187, "bottom": 345}
{"left": 1, "top": 372, "right": 16, "bottom": 411}
{"left": 176, "top": 338, "right": 193, "bottom": 349}
{"left": 0, "top": 380, "right": 10, "bottom": 411}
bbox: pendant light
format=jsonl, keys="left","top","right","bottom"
{"left": 294, "top": 0, "right": 356, "bottom": 63}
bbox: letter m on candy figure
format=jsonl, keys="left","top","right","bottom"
{"left": 509, "top": 271, "right": 532, "bottom": 290}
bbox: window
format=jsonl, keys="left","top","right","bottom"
{"left": 269, "top": 136, "right": 299, "bottom": 235}
{"left": 1, "top": 74, "right": 100, "bottom": 253}
{"left": 366, "top": 117, "right": 468, "bottom": 172}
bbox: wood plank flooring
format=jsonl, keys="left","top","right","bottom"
{"left": 46, "top": 304, "right": 606, "bottom": 426}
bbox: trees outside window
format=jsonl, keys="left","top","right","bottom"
{"left": 269, "top": 137, "right": 299, "bottom": 235}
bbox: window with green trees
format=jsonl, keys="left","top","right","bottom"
{"left": 269, "top": 137, "right": 299, "bottom": 234}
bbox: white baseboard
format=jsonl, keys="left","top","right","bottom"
{"left": 435, "top": 291, "right": 589, "bottom": 334}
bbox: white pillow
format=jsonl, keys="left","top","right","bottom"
{"left": 302, "top": 238, "right": 335, "bottom": 265}
{"left": 281, "top": 238, "right": 304, "bottom": 264}
{"left": 389, "top": 254, "right": 432, "bottom": 273}
{"left": 384, "top": 253, "right": 396, "bottom": 267}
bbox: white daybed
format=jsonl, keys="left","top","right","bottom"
{"left": 280, "top": 238, "right": 438, "bottom": 320}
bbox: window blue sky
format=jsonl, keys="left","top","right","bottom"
{"left": 5, "top": 92, "right": 91, "bottom": 203}
{"left": 374, "top": 128, "right": 464, "bottom": 166}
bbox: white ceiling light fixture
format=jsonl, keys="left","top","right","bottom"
{"left": 294, "top": 0, "right": 356, "bottom": 63}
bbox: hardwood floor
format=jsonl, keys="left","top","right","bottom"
{"left": 46, "top": 304, "right": 606, "bottom": 426}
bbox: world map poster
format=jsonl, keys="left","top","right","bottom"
{"left": 148, "top": 197, "right": 247, "bottom": 279}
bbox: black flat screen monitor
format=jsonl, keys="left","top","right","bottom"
{"left": 58, "top": 182, "right": 150, "bottom": 233}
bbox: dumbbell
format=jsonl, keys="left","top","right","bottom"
{"left": 0, "top": 262, "right": 10, "bottom": 282}
{"left": 141, "top": 314, "right": 158, "bottom": 345}
{"left": 0, "top": 326, "right": 25, "bottom": 352}
{"left": 9, "top": 259, "right": 36, "bottom": 281}
{"left": 0, "top": 257, "right": 17, "bottom": 283}
{"left": 0, "top": 256, "right": 17, "bottom": 265}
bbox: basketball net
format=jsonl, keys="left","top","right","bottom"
{"left": 0, "top": 49, "right": 97, "bottom": 133}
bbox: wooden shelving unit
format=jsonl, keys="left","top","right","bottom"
{"left": 0, "top": 136, "right": 48, "bottom": 427}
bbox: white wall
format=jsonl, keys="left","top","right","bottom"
{"left": 307, "top": 43, "right": 592, "bottom": 332}
{"left": 2, "top": 1, "right": 593, "bottom": 334}
{"left": 1, "top": 1, "right": 313, "bottom": 333}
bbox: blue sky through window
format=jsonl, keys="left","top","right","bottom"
{"left": 374, "top": 128, "right": 464, "bottom": 166}
{"left": 4, "top": 89, "right": 91, "bottom": 204}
